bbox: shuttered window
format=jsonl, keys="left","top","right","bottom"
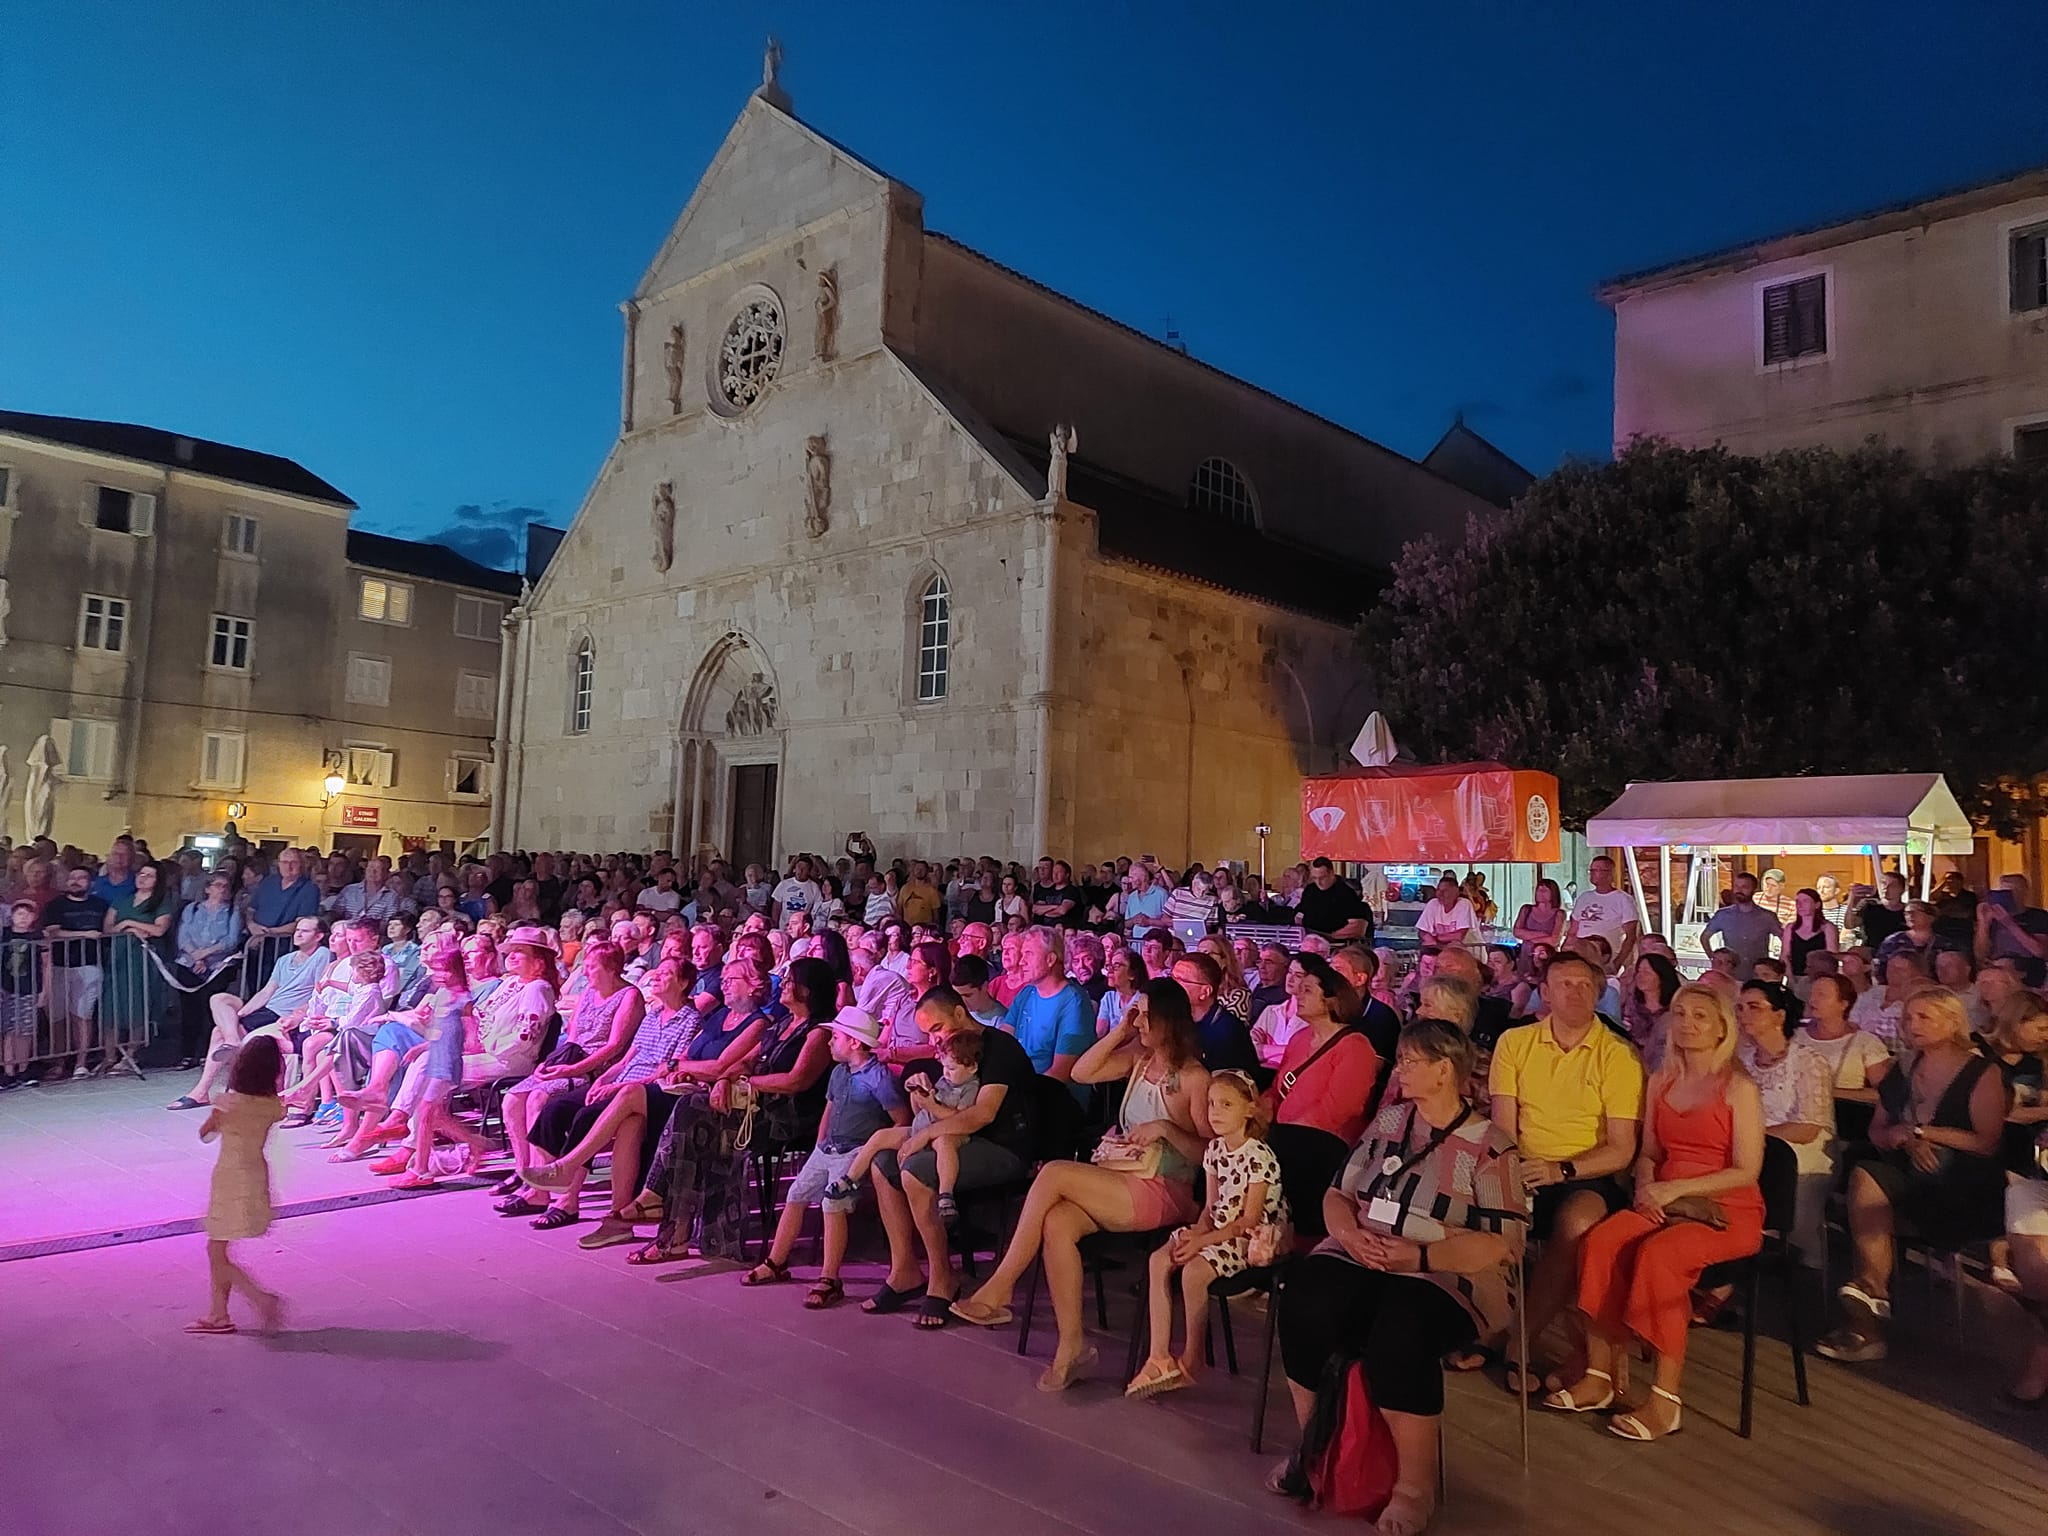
{"left": 2012, "top": 224, "right": 2048, "bottom": 315}
{"left": 2016, "top": 423, "right": 2048, "bottom": 463}
{"left": 1761, "top": 274, "right": 1828, "bottom": 364}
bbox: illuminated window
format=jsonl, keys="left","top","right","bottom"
{"left": 1188, "top": 457, "right": 1258, "bottom": 527}
{"left": 358, "top": 577, "right": 413, "bottom": 625}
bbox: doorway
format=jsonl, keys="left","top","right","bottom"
{"left": 728, "top": 763, "right": 777, "bottom": 873}
{"left": 330, "top": 833, "right": 383, "bottom": 860}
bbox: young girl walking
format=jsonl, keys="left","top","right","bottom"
{"left": 1127, "top": 1068, "right": 1288, "bottom": 1397}
{"left": 187, "top": 1034, "right": 288, "bottom": 1336}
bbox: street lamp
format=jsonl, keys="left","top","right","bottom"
{"left": 1254, "top": 823, "right": 1272, "bottom": 886}
{"left": 323, "top": 771, "right": 346, "bottom": 801}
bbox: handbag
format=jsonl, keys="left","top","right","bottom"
{"left": 1091, "top": 1067, "right": 1165, "bottom": 1177}
{"left": 1247, "top": 1217, "right": 1293, "bottom": 1268}
{"left": 727, "top": 1075, "right": 759, "bottom": 1150}
{"left": 1662, "top": 1195, "right": 1728, "bottom": 1229}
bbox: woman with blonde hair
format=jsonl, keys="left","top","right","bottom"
{"left": 1818, "top": 986, "right": 2006, "bottom": 1363}
{"left": 1545, "top": 984, "right": 1763, "bottom": 1439}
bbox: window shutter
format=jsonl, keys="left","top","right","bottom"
{"left": 1792, "top": 276, "right": 1826, "bottom": 356}
{"left": 1762, "top": 285, "right": 1792, "bottom": 363}
{"left": 2014, "top": 228, "right": 2048, "bottom": 314}
{"left": 130, "top": 493, "right": 156, "bottom": 536}
{"left": 376, "top": 749, "right": 396, "bottom": 788}
{"left": 78, "top": 491, "right": 97, "bottom": 530}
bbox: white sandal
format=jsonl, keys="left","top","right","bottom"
{"left": 1540, "top": 1368, "right": 1614, "bottom": 1412}
{"left": 1608, "top": 1386, "right": 1683, "bottom": 1441}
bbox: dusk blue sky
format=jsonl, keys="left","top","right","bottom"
{"left": 7, "top": 2, "right": 2047, "bottom": 568}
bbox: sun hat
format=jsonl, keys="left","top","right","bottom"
{"left": 824, "top": 1006, "right": 885, "bottom": 1052}
{"left": 502, "top": 923, "right": 561, "bottom": 956}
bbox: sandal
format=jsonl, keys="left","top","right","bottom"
{"left": 861, "top": 1281, "right": 925, "bottom": 1315}
{"left": 1036, "top": 1345, "right": 1098, "bottom": 1392}
{"left": 937, "top": 1192, "right": 959, "bottom": 1227}
{"left": 491, "top": 1173, "right": 526, "bottom": 1198}
{"left": 625, "top": 1241, "right": 693, "bottom": 1267}
{"left": 1608, "top": 1386, "right": 1683, "bottom": 1441}
{"left": 529, "top": 1208, "right": 581, "bottom": 1230}
{"left": 1541, "top": 1369, "right": 1615, "bottom": 1413}
{"left": 617, "top": 1192, "right": 665, "bottom": 1224}
{"left": 496, "top": 1197, "right": 549, "bottom": 1217}
{"left": 184, "top": 1317, "right": 237, "bottom": 1335}
{"left": 1265, "top": 1456, "right": 1308, "bottom": 1500}
{"left": 820, "top": 1175, "right": 861, "bottom": 1202}
{"left": 1125, "top": 1357, "right": 1191, "bottom": 1399}
{"left": 804, "top": 1277, "right": 845, "bottom": 1310}
{"left": 577, "top": 1219, "right": 645, "bottom": 1251}
{"left": 389, "top": 1172, "right": 438, "bottom": 1191}
{"left": 948, "top": 1297, "right": 1013, "bottom": 1329}
{"left": 165, "top": 1096, "right": 205, "bottom": 1111}
{"left": 741, "top": 1258, "right": 792, "bottom": 1287}
{"left": 914, "top": 1292, "right": 954, "bottom": 1329}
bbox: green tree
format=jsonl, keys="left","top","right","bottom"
{"left": 1361, "top": 439, "right": 2048, "bottom": 836}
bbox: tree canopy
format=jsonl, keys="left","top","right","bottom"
{"left": 1360, "top": 439, "right": 2048, "bottom": 837}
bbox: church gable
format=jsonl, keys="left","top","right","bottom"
{"left": 635, "top": 95, "right": 892, "bottom": 300}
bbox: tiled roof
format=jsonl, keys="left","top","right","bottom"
{"left": 345, "top": 530, "right": 523, "bottom": 596}
{"left": 0, "top": 409, "right": 353, "bottom": 505}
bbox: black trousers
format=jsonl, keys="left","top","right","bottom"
{"left": 1278, "top": 1254, "right": 1476, "bottom": 1416}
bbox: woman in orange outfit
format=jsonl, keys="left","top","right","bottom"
{"left": 1543, "top": 983, "right": 1763, "bottom": 1440}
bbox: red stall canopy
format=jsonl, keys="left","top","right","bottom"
{"left": 1301, "top": 763, "right": 1562, "bottom": 864}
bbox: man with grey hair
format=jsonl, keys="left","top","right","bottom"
{"left": 1002, "top": 926, "right": 1093, "bottom": 1080}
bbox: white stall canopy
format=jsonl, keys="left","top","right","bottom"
{"left": 1586, "top": 773, "right": 1976, "bottom": 856}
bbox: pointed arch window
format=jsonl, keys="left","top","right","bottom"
{"left": 916, "top": 577, "right": 950, "bottom": 702}
{"left": 569, "top": 640, "right": 594, "bottom": 734}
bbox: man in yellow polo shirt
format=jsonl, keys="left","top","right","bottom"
{"left": 1489, "top": 950, "right": 1644, "bottom": 1392}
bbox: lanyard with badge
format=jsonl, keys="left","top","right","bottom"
{"left": 1362, "top": 1104, "right": 1470, "bottom": 1233}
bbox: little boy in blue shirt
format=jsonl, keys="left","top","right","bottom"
{"left": 742, "top": 1006, "right": 907, "bottom": 1306}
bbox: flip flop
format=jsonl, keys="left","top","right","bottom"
{"left": 625, "top": 1241, "right": 693, "bottom": 1267}
{"left": 861, "top": 1281, "right": 925, "bottom": 1315}
{"left": 948, "top": 1297, "right": 1013, "bottom": 1328}
{"left": 184, "top": 1318, "right": 237, "bottom": 1335}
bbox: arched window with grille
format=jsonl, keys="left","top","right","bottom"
{"left": 1188, "top": 457, "right": 1259, "bottom": 527}
{"left": 915, "top": 576, "right": 950, "bottom": 702}
{"left": 569, "top": 639, "right": 594, "bottom": 734}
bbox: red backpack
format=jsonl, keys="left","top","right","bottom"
{"left": 1301, "top": 1355, "right": 1399, "bottom": 1518}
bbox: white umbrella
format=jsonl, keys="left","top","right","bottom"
{"left": 1349, "top": 711, "right": 1399, "bottom": 768}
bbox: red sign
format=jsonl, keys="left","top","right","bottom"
{"left": 1301, "top": 764, "right": 1562, "bottom": 864}
{"left": 341, "top": 804, "right": 380, "bottom": 828}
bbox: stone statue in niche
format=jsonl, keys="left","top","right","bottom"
{"left": 651, "top": 481, "right": 676, "bottom": 572}
{"left": 724, "top": 673, "right": 777, "bottom": 737}
{"left": 1047, "top": 423, "right": 1078, "bottom": 502}
{"left": 814, "top": 267, "right": 839, "bottom": 362}
{"left": 663, "top": 323, "right": 686, "bottom": 415}
{"left": 24, "top": 732, "right": 59, "bottom": 841}
{"left": 803, "top": 434, "right": 831, "bottom": 538}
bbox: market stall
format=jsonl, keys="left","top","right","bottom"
{"left": 1298, "top": 762, "right": 1564, "bottom": 947}
{"left": 1584, "top": 772, "right": 1977, "bottom": 961}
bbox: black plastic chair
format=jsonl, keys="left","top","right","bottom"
{"left": 1119, "top": 1254, "right": 1287, "bottom": 1449}
{"left": 1698, "top": 1134, "right": 1811, "bottom": 1437}
{"left": 453, "top": 1012, "right": 564, "bottom": 1141}
{"left": 954, "top": 1073, "right": 1085, "bottom": 1278}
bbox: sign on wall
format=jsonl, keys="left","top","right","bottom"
{"left": 341, "top": 804, "right": 381, "bottom": 828}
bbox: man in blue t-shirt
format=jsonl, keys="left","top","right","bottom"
{"left": 1121, "top": 864, "right": 1169, "bottom": 939}
{"left": 1001, "top": 927, "right": 1095, "bottom": 1081}
{"left": 89, "top": 837, "right": 137, "bottom": 906}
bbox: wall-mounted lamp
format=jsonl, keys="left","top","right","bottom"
{"left": 1254, "top": 823, "right": 1272, "bottom": 885}
{"left": 323, "top": 772, "right": 346, "bottom": 801}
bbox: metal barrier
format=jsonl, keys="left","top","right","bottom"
{"left": 1, "top": 934, "right": 249, "bottom": 1081}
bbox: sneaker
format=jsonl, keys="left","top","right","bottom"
{"left": 1816, "top": 1326, "right": 1888, "bottom": 1364}
{"left": 312, "top": 1102, "right": 344, "bottom": 1127}
{"left": 937, "top": 1192, "right": 959, "bottom": 1227}
{"left": 1836, "top": 1280, "right": 1892, "bottom": 1324}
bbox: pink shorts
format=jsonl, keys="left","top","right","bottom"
{"left": 1125, "top": 1175, "right": 1200, "bottom": 1231}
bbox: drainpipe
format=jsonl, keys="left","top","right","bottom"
{"left": 489, "top": 603, "right": 520, "bottom": 847}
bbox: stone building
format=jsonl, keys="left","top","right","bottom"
{"left": 0, "top": 410, "right": 514, "bottom": 856}
{"left": 497, "top": 74, "right": 1497, "bottom": 870}
{"left": 1603, "top": 164, "right": 2048, "bottom": 459}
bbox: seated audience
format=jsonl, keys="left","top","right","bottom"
{"left": 952, "top": 978, "right": 1213, "bottom": 1385}
{"left": 1269, "top": 1019, "right": 1525, "bottom": 1532}
{"left": 1735, "top": 978, "right": 1834, "bottom": 1265}
{"left": 1546, "top": 983, "right": 1763, "bottom": 1440}
{"left": 1818, "top": 988, "right": 2006, "bottom": 1362}
{"left": 1172, "top": 951, "right": 1260, "bottom": 1075}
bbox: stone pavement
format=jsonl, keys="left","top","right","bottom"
{"left": 3, "top": 1077, "right": 2045, "bottom": 1536}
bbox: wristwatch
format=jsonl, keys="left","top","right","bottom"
{"left": 1559, "top": 1160, "right": 1578, "bottom": 1181}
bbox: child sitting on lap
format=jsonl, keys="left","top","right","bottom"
{"left": 826, "top": 1028, "right": 980, "bottom": 1225}
{"left": 742, "top": 1006, "right": 908, "bottom": 1307}
{"left": 1127, "top": 1069, "right": 1288, "bottom": 1398}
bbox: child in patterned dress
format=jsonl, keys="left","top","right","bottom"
{"left": 1127, "top": 1069, "right": 1288, "bottom": 1397}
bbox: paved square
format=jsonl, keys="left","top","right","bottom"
{"left": 3, "top": 1079, "right": 2043, "bottom": 1536}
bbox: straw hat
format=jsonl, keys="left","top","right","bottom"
{"left": 824, "top": 1006, "right": 885, "bottom": 1052}
{"left": 502, "top": 923, "right": 561, "bottom": 956}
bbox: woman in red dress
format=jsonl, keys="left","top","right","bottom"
{"left": 1544, "top": 982, "right": 1764, "bottom": 1440}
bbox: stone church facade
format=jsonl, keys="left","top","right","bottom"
{"left": 496, "top": 77, "right": 1493, "bottom": 870}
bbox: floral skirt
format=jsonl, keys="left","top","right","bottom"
{"left": 649, "top": 1091, "right": 747, "bottom": 1258}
